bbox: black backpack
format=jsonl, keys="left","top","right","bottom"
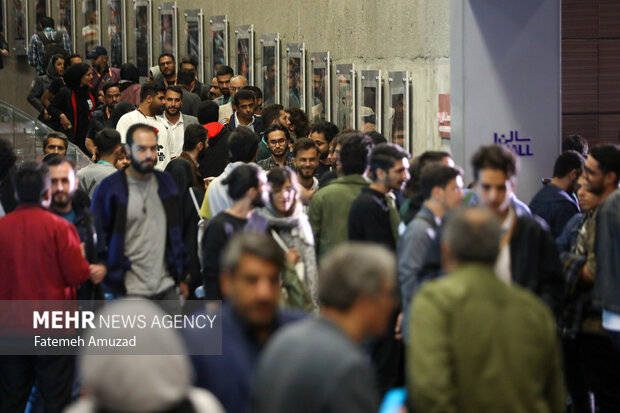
{"left": 37, "top": 31, "right": 67, "bottom": 70}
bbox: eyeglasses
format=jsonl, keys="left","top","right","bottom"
{"left": 268, "top": 138, "right": 287, "bottom": 146}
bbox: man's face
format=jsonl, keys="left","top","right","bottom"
{"left": 158, "top": 56, "right": 176, "bottom": 77}
{"left": 313, "top": 74, "right": 322, "bottom": 98}
{"left": 278, "top": 110, "right": 291, "bottom": 129}
{"left": 235, "top": 98, "right": 255, "bottom": 123}
{"left": 585, "top": 155, "right": 606, "bottom": 196}
{"left": 222, "top": 253, "right": 281, "bottom": 328}
{"left": 149, "top": 91, "right": 166, "bottom": 116}
{"left": 180, "top": 63, "right": 196, "bottom": 76}
{"left": 230, "top": 77, "right": 248, "bottom": 99}
{"left": 576, "top": 174, "right": 600, "bottom": 212}
{"left": 217, "top": 74, "right": 232, "bottom": 95}
{"left": 69, "top": 56, "right": 83, "bottom": 66}
{"left": 92, "top": 55, "right": 105, "bottom": 71}
{"left": 44, "top": 137, "right": 67, "bottom": 156}
{"left": 440, "top": 176, "right": 465, "bottom": 210}
{"left": 130, "top": 129, "right": 158, "bottom": 173}
{"left": 475, "top": 169, "right": 513, "bottom": 216}
{"left": 332, "top": 144, "right": 342, "bottom": 169}
{"left": 266, "top": 130, "right": 288, "bottom": 158}
{"left": 164, "top": 90, "right": 183, "bottom": 117}
{"left": 309, "top": 131, "right": 329, "bottom": 160}
{"left": 50, "top": 162, "right": 77, "bottom": 209}
{"left": 209, "top": 77, "right": 221, "bottom": 99}
{"left": 385, "top": 158, "right": 410, "bottom": 191}
{"left": 104, "top": 86, "right": 121, "bottom": 109}
{"left": 293, "top": 147, "right": 319, "bottom": 180}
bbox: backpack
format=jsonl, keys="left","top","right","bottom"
{"left": 37, "top": 31, "right": 67, "bottom": 70}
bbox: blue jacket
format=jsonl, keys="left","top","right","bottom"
{"left": 90, "top": 169, "right": 185, "bottom": 294}
{"left": 529, "top": 183, "right": 580, "bottom": 239}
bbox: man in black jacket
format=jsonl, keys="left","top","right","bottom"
{"left": 85, "top": 82, "right": 122, "bottom": 157}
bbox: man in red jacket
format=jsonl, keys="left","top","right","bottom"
{"left": 0, "top": 161, "right": 99, "bottom": 413}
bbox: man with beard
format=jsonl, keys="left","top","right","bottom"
{"left": 201, "top": 164, "right": 267, "bottom": 300}
{"left": 91, "top": 123, "right": 185, "bottom": 305}
{"left": 293, "top": 138, "right": 320, "bottom": 192}
{"left": 157, "top": 52, "right": 177, "bottom": 88}
{"left": 208, "top": 76, "right": 222, "bottom": 100}
{"left": 220, "top": 75, "right": 249, "bottom": 123}
{"left": 257, "top": 124, "right": 294, "bottom": 171}
{"left": 85, "top": 82, "right": 122, "bottom": 156}
{"left": 156, "top": 85, "right": 198, "bottom": 159}
{"left": 116, "top": 82, "right": 170, "bottom": 169}
{"left": 87, "top": 46, "right": 121, "bottom": 93}
{"left": 214, "top": 65, "right": 234, "bottom": 106}
{"left": 309, "top": 121, "right": 340, "bottom": 178}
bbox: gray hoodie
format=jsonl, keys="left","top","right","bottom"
{"left": 28, "top": 58, "right": 62, "bottom": 115}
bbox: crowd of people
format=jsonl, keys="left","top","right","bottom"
{"left": 1, "top": 15, "right": 620, "bottom": 413}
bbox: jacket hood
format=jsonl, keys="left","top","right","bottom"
{"left": 45, "top": 58, "right": 62, "bottom": 79}
{"left": 204, "top": 122, "right": 225, "bottom": 139}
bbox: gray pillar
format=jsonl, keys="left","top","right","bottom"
{"left": 451, "top": 0, "right": 561, "bottom": 203}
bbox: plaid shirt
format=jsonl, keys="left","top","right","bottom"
{"left": 27, "top": 29, "right": 73, "bottom": 73}
{"left": 257, "top": 155, "right": 296, "bottom": 171}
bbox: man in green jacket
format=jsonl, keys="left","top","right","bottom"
{"left": 307, "top": 132, "right": 372, "bottom": 259}
{"left": 408, "top": 207, "right": 565, "bottom": 413}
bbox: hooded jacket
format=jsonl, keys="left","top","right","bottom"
{"left": 27, "top": 58, "right": 63, "bottom": 117}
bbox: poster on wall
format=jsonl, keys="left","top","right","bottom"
{"left": 286, "top": 43, "right": 305, "bottom": 110}
{"left": 387, "top": 71, "right": 410, "bottom": 152}
{"left": 57, "top": 0, "right": 74, "bottom": 50}
{"left": 0, "top": 0, "right": 5, "bottom": 39}
{"left": 260, "top": 34, "right": 280, "bottom": 105}
{"left": 334, "top": 64, "right": 355, "bottom": 130}
{"left": 107, "top": 0, "right": 125, "bottom": 68}
{"left": 158, "top": 2, "right": 177, "bottom": 63}
{"left": 235, "top": 25, "right": 253, "bottom": 84}
{"left": 438, "top": 94, "right": 451, "bottom": 139}
{"left": 184, "top": 9, "right": 203, "bottom": 82}
{"left": 134, "top": 0, "right": 152, "bottom": 78}
{"left": 209, "top": 15, "right": 227, "bottom": 80}
{"left": 12, "top": 0, "right": 27, "bottom": 56}
{"left": 359, "top": 70, "right": 382, "bottom": 134}
{"left": 82, "top": 0, "right": 101, "bottom": 56}
{"left": 309, "top": 52, "right": 330, "bottom": 122}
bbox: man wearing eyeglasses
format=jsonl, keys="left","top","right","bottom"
{"left": 258, "top": 124, "right": 295, "bottom": 171}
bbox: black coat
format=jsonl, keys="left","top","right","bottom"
{"left": 198, "top": 126, "right": 231, "bottom": 178}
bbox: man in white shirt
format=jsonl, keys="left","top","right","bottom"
{"left": 156, "top": 85, "right": 198, "bottom": 159}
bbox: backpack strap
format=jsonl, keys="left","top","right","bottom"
{"left": 188, "top": 187, "right": 201, "bottom": 215}
{"left": 37, "top": 31, "right": 53, "bottom": 46}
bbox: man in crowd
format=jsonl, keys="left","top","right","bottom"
{"left": 78, "top": 128, "right": 122, "bottom": 198}
{"left": 228, "top": 88, "right": 263, "bottom": 133}
{"left": 192, "top": 232, "right": 304, "bottom": 413}
{"left": 253, "top": 243, "right": 396, "bottom": 413}
{"left": 177, "top": 69, "right": 202, "bottom": 116}
{"left": 27, "top": 16, "right": 72, "bottom": 74}
{"left": 529, "top": 150, "right": 584, "bottom": 238}
{"left": 257, "top": 103, "right": 292, "bottom": 161}
{"left": 207, "top": 76, "right": 222, "bottom": 100}
{"left": 408, "top": 207, "right": 565, "bottom": 413}
{"left": 91, "top": 124, "right": 184, "bottom": 305}
{"left": 308, "top": 132, "right": 372, "bottom": 259}
{"left": 157, "top": 85, "right": 199, "bottom": 160}
{"left": 0, "top": 162, "right": 94, "bottom": 413}
{"left": 309, "top": 120, "right": 340, "bottom": 177}
{"left": 257, "top": 124, "right": 294, "bottom": 171}
{"left": 220, "top": 75, "right": 249, "bottom": 122}
{"left": 196, "top": 100, "right": 231, "bottom": 179}
{"left": 179, "top": 55, "right": 207, "bottom": 100}
{"left": 158, "top": 52, "right": 177, "bottom": 87}
{"left": 181, "top": 123, "right": 208, "bottom": 170}
{"left": 244, "top": 85, "right": 263, "bottom": 115}
{"left": 86, "top": 46, "right": 121, "bottom": 92}
{"left": 85, "top": 82, "right": 122, "bottom": 155}
{"left": 292, "top": 137, "right": 320, "bottom": 192}
{"left": 43, "top": 131, "right": 68, "bottom": 156}
{"left": 214, "top": 65, "right": 234, "bottom": 106}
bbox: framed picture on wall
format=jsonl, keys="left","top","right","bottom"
{"left": 209, "top": 15, "right": 227, "bottom": 80}
{"left": 260, "top": 33, "right": 280, "bottom": 105}
{"left": 158, "top": 2, "right": 177, "bottom": 63}
{"left": 387, "top": 71, "right": 410, "bottom": 151}
{"left": 33, "top": 0, "right": 49, "bottom": 33}
{"left": 334, "top": 64, "right": 356, "bottom": 130}
{"left": 82, "top": 0, "right": 101, "bottom": 56}
{"left": 134, "top": 0, "right": 152, "bottom": 78}
{"left": 12, "top": 0, "right": 27, "bottom": 56}
{"left": 0, "top": 0, "right": 6, "bottom": 40}
{"left": 57, "top": 0, "right": 75, "bottom": 51}
{"left": 184, "top": 9, "right": 203, "bottom": 82}
{"left": 359, "top": 70, "right": 382, "bottom": 134}
{"left": 286, "top": 43, "right": 305, "bottom": 110}
{"left": 107, "top": 0, "right": 125, "bottom": 68}
{"left": 309, "top": 52, "right": 330, "bottom": 122}
{"left": 235, "top": 25, "right": 253, "bottom": 84}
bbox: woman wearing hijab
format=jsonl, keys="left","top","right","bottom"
{"left": 27, "top": 54, "right": 65, "bottom": 124}
{"left": 119, "top": 63, "right": 141, "bottom": 107}
{"left": 47, "top": 62, "right": 96, "bottom": 155}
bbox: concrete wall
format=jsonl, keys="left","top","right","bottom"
{"left": 0, "top": 0, "right": 450, "bottom": 154}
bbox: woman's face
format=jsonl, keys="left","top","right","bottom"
{"left": 81, "top": 68, "right": 93, "bottom": 87}
{"left": 54, "top": 58, "right": 65, "bottom": 76}
{"left": 270, "top": 178, "right": 296, "bottom": 216}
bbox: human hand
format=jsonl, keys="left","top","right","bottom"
{"left": 394, "top": 312, "right": 403, "bottom": 340}
{"left": 286, "top": 248, "right": 300, "bottom": 266}
{"left": 89, "top": 264, "right": 107, "bottom": 284}
{"left": 60, "top": 114, "right": 72, "bottom": 130}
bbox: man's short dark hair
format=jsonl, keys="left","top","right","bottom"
{"left": 65, "top": 53, "right": 82, "bottom": 69}
{"left": 94, "top": 129, "right": 121, "bottom": 156}
{"left": 471, "top": 144, "right": 517, "bottom": 181}
{"left": 216, "top": 65, "right": 234, "bottom": 77}
{"left": 243, "top": 85, "right": 262, "bottom": 100}
{"left": 222, "top": 164, "right": 260, "bottom": 201}
{"left": 180, "top": 55, "right": 198, "bottom": 68}
{"left": 293, "top": 138, "right": 319, "bottom": 158}
{"left": 196, "top": 100, "right": 219, "bottom": 124}
{"left": 40, "top": 17, "right": 54, "bottom": 29}
{"left": 102, "top": 82, "right": 120, "bottom": 95}
{"left": 340, "top": 132, "right": 373, "bottom": 175}
{"left": 262, "top": 104, "right": 284, "bottom": 126}
{"left": 126, "top": 123, "right": 158, "bottom": 148}
{"left": 158, "top": 52, "right": 175, "bottom": 64}
{"left": 221, "top": 232, "right": 285, "bottom": 274}
{"left": 0, "top": 139, "right": 16, "bottom": 182}
{"left": 442, "top": 207, "right": 502, "bottom": 265}
{"left": 369, "top": 143, "right": 411, "bottom": 181}
{"left": 563, "top": 134, "right": 588, "bottom": 157}
{"left": 183, "top": 124, "right": 207, "bottom": 151}
{"left": 589, "top": 144, "right": 620, "bottom": 183}
{"left": 420, "top": 163, "right": 462, "bottom": 200}
{"left": 552, "top": 150, "right": 585, "bottom": 178}
{"left": 165, "top": 85, "right": 184, "bottom": 98}
{"left": 228, "top": 127, "right": 259, "bottom": 163}
{"left": 286, "top": 108, "right": 310, "bottom": 138}
{"left": 43, "top": 132, "right": 68, "bottom": 150}
{"left": 42, "top": 155, "right": 76, "bottom": 172}
{"left": 368, "top": 131, "right": 387, "bottom": 145}
{"left": 177, "top": 69, "right": 194, "bottom": 87}
{"left": 264, "top": 123, "right": 290, "bottom": 144}
{"left": 139, "top": 82, "right": 166, "bottom": 103}
{"left": 233, "top": 90, "right": 256, "bottom": 108}
{"left": 308, "top": 121, "right": 339, "bottom": 144}
{"left": 13, "top": 162, "right": 50, "bottom": 204}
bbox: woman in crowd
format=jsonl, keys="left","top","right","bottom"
{"left": 27, "top": 54, "right": 65, "bottom": 124}
{"left": 119, "top": 63, "right": 141, "bottom": 107}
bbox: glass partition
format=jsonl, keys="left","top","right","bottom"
{"left": 107, "top": 0, "right": 125, "bottom": 68}
{"left": 235, "top": 25, "right": 253, "bottom": 84}
{"left": 334, "top": 64, "right": 355, "bottom": 130}
{"left": 260, "top": 34, "right": 280, "bottom": 105}
{"left": 158, "top": 2, "right": 177, "bottom": 63}
{"left": 209, "top": 15, "right": 227, "bottom": 80}
{"left": 184, "top": 9, "right": 203, "bottom": 82}
{"left": 286, "top": 43, "right": 305, "bottom": 110}
{"left": 309, "top": 52, "right": 330, "bottom": 122}
{"left": 12, "top": 0, "right": 28, "bottom": 56}
{"left": 359, "top": 70, "right": 382, "bottom": 134}
{"left": 134, "top": 0, "right": 152, "bottom": 78}
{"left": 82, "top": 0, "right": 101, "bottom": 56}
{"left": 387, "top": 71, "right": 410, "bottom": 151}
{"left": 57, "top": 0, "right": 75, "bottom": 51}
